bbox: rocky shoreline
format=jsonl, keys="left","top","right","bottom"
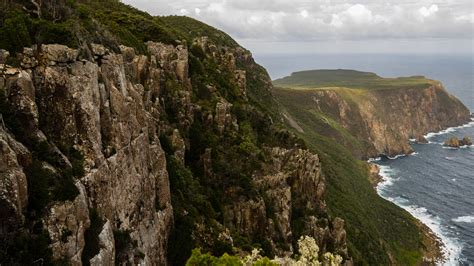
{"left": 370, "top": 162, "right": 444, "bottom": 262}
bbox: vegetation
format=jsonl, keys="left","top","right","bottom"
{"left": 273, "top": 69, "right": 435, "bottom": 90}
{"left": 186, "top": 236, "right": 343, "bottom": 266}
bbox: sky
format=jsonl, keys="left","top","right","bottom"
{"left": 123, "top": 0, "right": 474, "bottom": 54}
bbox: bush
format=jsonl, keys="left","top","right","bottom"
{"left": 25, "top": 158, "right": 79, "bottom": 213}
{"left": 0, "top": 225, "right": 53, "bottom": 265}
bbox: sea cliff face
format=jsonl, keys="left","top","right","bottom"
{"left": 0, "top": 39, "right": 347, "bottom": 264}
{"left": 312, "top": 85, "right": 470, "bottom": 158}
{"left": 274, "top": 71, "right": 471, "bottom": 158}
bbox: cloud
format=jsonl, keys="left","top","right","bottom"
{"left": 122, "top": 0, "right": 474, "bottom": 41}
{"left": 419, "top": 4, "right": 438, "bottom": 18}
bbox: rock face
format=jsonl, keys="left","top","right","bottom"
{"left": 0, "top": 126, "right": 30, "bottom": 237}
{"left": 0, "top": 40, "right": 349, "bottom": 264}
{"left": 276, "top": 86, "right": 471, "bottom": 158}
{"left": 1, "top": 43, "right": 174, "bottom": 264}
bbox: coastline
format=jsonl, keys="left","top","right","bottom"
{"left": 368, "top": 118, "right": 474, "bottom": 264}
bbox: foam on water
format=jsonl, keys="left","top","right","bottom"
{"left": 376, "top": 164, "right": 463, "bottom": 265}
{"left": 367, "top": 157, "right": 381, "bottom": 162}
{"left": 424, "top": 119, "right": 474, "bottom": 139}
{"left": 387, "top": 154, "right": 407, "bottom": 160}
{"left": 452, "top": 216, "right": 474, "bottom": 223}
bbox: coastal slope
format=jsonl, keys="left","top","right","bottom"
{"left": 274, "top": 69, "right": 471, "bottom": 158}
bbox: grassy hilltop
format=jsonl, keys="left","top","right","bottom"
{"left": 273, "top": 69, "right": 436, "bottom": 90}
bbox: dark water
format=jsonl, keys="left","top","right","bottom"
{"left": 254, "top": 53, "right": 474, "bottom": 265}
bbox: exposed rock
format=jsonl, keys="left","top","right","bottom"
{"left": 0, "top": 49, "right": 9, "bottom": 64}
{"left": 288, "top": 85, "right": 471, "bottom": 158}
{"left": 20, "top": 47, "right": 38, "bottom": 68}
{"left": 415, "top": 135, "right": 428, "bottom": 144}
{"left": 215, "top": 98, "right": 233, "bottom": 133}
{"left": 90, "top": 220, "right": 115, "bottom": 266}
{"left": 223, "top": 147, "right": 348, "bottom": 259}
{"left": 146, "top": 42, "right": 190, "bottom": 87}
{"left": 0, "top": 39, "right": 348, "bottom": 264}
{"left": 234, "top": 70, "right": 247, "bottom": 96}
{"left": 42, "top": 44, "right": 79, "bottom": 64}
{"left": 0, "top": 127, "right": 30, "bottom": 238}
{"left": 444, "top": 136, "right": 472, "bottom": 147}
{"left": 368, "top": 163, "right": 383, "bottom": 188}
{"left": 44, "top": 181, "right": 90, "bottom": 264}
{"left": 91, "top": 43, "right": 109, "bottom": 57}
{"left": 1, "top": 43, "right": 174, "bottom": 264}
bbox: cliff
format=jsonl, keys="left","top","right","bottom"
{"left": 0, "top": 1, "right": 451, "bottom": 265}
{"left": 0, "top": 1, "right": 348, "bottom": 265}
{"left": 274, "top": 69, "right": 471, "bottom": 158}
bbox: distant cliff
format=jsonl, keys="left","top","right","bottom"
{"left": 274, "top": 70, "right": 471, "bottom": 158}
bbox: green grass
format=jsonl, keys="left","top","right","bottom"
{"left": 273, "top": 69, "right": 435, "bottom": 90}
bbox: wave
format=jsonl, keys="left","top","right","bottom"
{"left": 367, "top": 156, "right": 381, "bottom": 162}
{"left": 387, "top": 154, "right": 407, "bottom": 160}
{"left": 376, "top": 165, "right": 398, "bottom": 191}
{"left": 452, "top": 216, "right": 474, "bottom": 223}
{"left": 424, "top": 120, "right": 474, "bottom": 139}
{"left": 375, "top": 164, "right": 463, "bottom": 265}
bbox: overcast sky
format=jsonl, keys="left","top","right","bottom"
{"left": 123, "top": 0, "right": 474, "bottom": 54}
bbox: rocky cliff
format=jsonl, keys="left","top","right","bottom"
{"left": 274, "top": 70, "right": 471, "bottom": 158}
{"left": 0, "top": 1, "right": 350, "bottom": 264}
{"left": 0, "top": 1, "right": 453, "bottom": 265}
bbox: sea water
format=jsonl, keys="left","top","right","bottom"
{"left": 255, "top": 53, "right": 474, "bottom": 264}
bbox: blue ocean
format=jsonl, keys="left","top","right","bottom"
{"left": 255, "top": 53, "right": 474, "bottom": 264}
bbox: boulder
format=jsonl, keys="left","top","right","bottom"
{"left": 444, "top": 136, "right": 472, "bottom": 147}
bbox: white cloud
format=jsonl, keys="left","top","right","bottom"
{"left": 122, "top": 0, "right": 474, "bottom": 41}
{"left": 300, "top": 10, "right": 309, "bottom": 18}
{"left": 341, "top": 4, "right": 373, "bottom": 24}
{"left": 419, "top": 4, "right": 439, "bottom": 18}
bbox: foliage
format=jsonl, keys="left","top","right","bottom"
{"left": 114, "top": 229, "right": 137, "bottom": 264}
{"left": 186, "top": 236, "right": 342, "bottom": 266}
{"left": 25, "top": 159, "right": 77, "bottom": 212}
{"left": 0, "top": 227, "right": 53, "bottom": 265}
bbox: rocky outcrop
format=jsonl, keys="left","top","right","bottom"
{"left": 44, "top": 182, "right": 90, "bottom": 265}
{"left": 90, "top": 220, "right": 115, "bottom": 266}
{"left": 444, "top": 136, "right": 472, "bottom": 147}
{"left": 223, "top": 147, "right": 348, "bottom": 259}
{"left": 1, "top": 42, "right": 177, "bottom": 264}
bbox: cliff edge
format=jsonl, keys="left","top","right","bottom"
{"left": 274, "top": 69, "right": 471, "bottom": 158}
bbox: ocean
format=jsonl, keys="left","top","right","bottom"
{"left": 254, "top": 53, "right": 474, "bottom": 265}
